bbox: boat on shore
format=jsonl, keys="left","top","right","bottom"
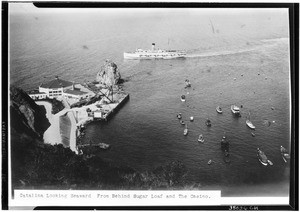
{"left": 231, "top": 105, "right": 241, "bottom": 115}
{"left": 216, "top": 106, "right": 223, "bottom": 114}
{"left": 124, "top": 43, "right": 186, "bottom": 59}
{"left": 257, "top": 148, "right": 268, "bottom": 166}
{"left": 280, "top": 146, "right": 290, "bottom": 163}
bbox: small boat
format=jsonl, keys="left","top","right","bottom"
{"left": 198, "top": 134, "right": 204, "bottom": 143}
{"left": 185, "top": 79, "right": 191, "bottom": 88}
{"left": 257, "top": 148, "right": 268, "bottom": 166}
{"left": 246, "top": 120, "right": 255, "bottom": 129}
{"left": 231, "top": 105, "right": 240, "bottom": 115}
{"left": 180, "top": 120, "right": 185, "bottom": 125}
{"left": 207, "top": 159, "right": 212, "bottom": 165}
{"left": 190, "top": 116, "right": 194, "bottom": 121}
{"left": 216, "top": 106, "right": 223, "bottom": 114}
{"left": 246, "top": 112, "right": 255, "bottom": 129}
{"left": 183, "top": 124, "right": 188, "bottom": 136}
{"left": 98, "top": 143, "right": 110, "bottom": 150}
{"left": 181, "top": 95, "right": 186, "bottom": 102}
{"left": 251, "top": 132, "right": 255, "bottom": 137}
{"left": 177, "top": 113, "right": 182, "bottom": 119}
{"left": 280, "top": 146, "right": 290, "bottom": 163}
{"left": 205, "top": 118, "right": 211, "bottom": 127}
{"left": 224, "top": 150, "right": 231, "bottom": 163}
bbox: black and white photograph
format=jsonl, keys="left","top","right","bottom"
{"left": 3, "top": 1, "right": 297, "bottom": 209}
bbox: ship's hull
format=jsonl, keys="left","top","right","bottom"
{"left": 124, "top": 52, "right": 186, "bottom": 59}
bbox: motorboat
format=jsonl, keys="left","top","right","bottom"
{"left": 257, "top": 148, "right": 268, "bottom": 166}
{"left": 280, "top": 146, "right": 290, "bottom": 163}
{"left": 198, "top": 134, "right": 204, "bottom": 143}
{"left": 246, "top": 112, "right": 255, "bottom": 129}
{"left": 216, "top": 106, "right": 223, "bottom": 114}
{"left": 231, "top": 105, "right": 240, "bottom": 115}
{"left": 183, "top": 124, "right": 188, "bottom": 136}
{"left": 181, "top": 95, "right": 186, "bottom": 102}
{"left": 190, "top": 116, "right": 194, "bottom": 122}
{"left": 207, "top": 160, "right": 212, "bottom": 165}
{"left": 98, "top": 143, "right": 110, "bottom": 150}
{"left": 205, "top": 118, "right": 211, "bottom": 127}
{"left": 246, "top": 120, "right": 255, "bottom": 129}
{"left": 251, "top": 132, "right": 256, "bottom": 137}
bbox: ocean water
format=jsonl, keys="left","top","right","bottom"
{"left": 10, "top": 7, "right": 291, "bottom": 196}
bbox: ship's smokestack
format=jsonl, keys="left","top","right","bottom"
{"left": 152, "top": 43, "right": 155, "bottom": 51}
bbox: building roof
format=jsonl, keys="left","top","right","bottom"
{"left": 40, "top": 77, "right": 73, "bottom": 89}
{"left": 64, "top": 89, "right": 87, "bottom": 96}
{"left": 27, "top": 90, "right": 46, "bottom": 95}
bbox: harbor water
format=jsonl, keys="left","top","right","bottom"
{"left": 10, "top": 7, "right": 291, "bottom": 196}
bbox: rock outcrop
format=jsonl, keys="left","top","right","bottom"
{"left": 10, "top": 86, "right": 50, "bottom": 139}
{"left": 96, "top": 59, "right": 122, "bottom": 86}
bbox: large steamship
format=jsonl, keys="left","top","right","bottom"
{"left": 124, "top": 43, "right": 187, "bottom": 59}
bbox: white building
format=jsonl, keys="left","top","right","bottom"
{"left": 39, "top": 76, "right": 74, "bottom": 98}
{"left": 63, "top": 89, "right": 90, "bottom": 101}
{"left": 28, "top": 90, "right": 47, "bottom": 100}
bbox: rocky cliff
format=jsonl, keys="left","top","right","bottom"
{"left": 10, "top": 86, "right": 50, "bottom": 139}
{"left": 96, "top": 59, "right": 122, "bottom": 86}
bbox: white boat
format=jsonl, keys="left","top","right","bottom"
{"left": 216, "top": 106, "right": 223, "bottom": 114}
{"left": 257, "top": 148, "right": 268, "bottom": 166}
{"left": 124, "top": 43, "right": 186, "bottom": 59}
{"left": 231, "top": 105, "right": 240, "bottom": 115}
{"left": 183, "top": 124, "right": 188, "bottom": 136}
{"left": 190, "top": 116, "right": 194, "bottom": 121}
{"left": 181, "top": 95, "right": 186, "bottom": 102}
{"left": 280, "top": 146, "right": 290, "bottom": 163}
{"left": 246, "top": 112, "right": 255, "bottom": 129}
{"left": 177, "top": 113, "right": 182, "bottom": 119}
{"left": 198, "top": 134, "right": 204, "bottom": 143}
{"left": 246, "top": 120, "right": 255, "bottom": 129}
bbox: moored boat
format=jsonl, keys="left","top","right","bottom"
{"left": 177, "top": 113, "right": 182, "bottom": 119}
{"left": 183, "top": 124, "right": 188, "bottom": 136}
{"left": 280, "top": 146, "right": 290, "bottom": 163}
{"left": 246, "top": 112, "right": 255, "bottom": 129}
{"left": 231, "top": 105, "right": 240, "bottom": 115}
{"left": 181, "top": 95, "right": 186, "bottom": 102}
{"left": 180, "top": 120, "right": 185, "bottom": 125}
{"left": 198, "top": 134, "right": 204, "bottom": 143}
{"left": 205, "top": 118, "right": 211, "bottom": 127}
{"left": 246, "top": 119, "right": 255, "bottom": 129}
{"left": 216, "top": 106, "right": 223, "bottom": 114}
{"left": 124, "top": 43, "right": 187, "bottom": 59}
{"left": 257, "top": 148, "right": 268, "bottom": 166}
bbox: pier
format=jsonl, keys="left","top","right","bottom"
{"left": 37, "top": 89, "right": 129, "bottom": 154}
